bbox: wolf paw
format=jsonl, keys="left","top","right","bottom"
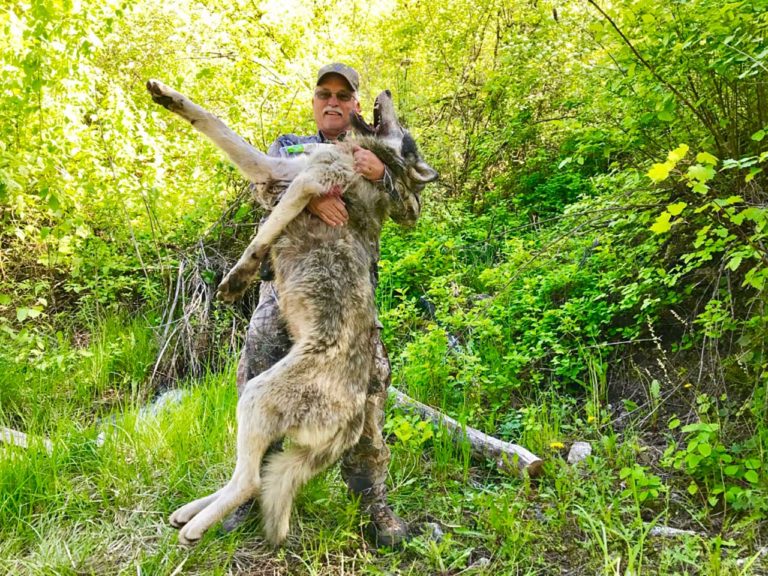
{"left": 169, "top": 506, "right": 195, "bottom": 529}
{"left": 216, "top": 250, "right": 264, "bottom": 303}
{"left": 178, "top": 523, "right": 204, "bottom": 546}
{"left": 146, "top": 79, "right": 184, "bottom": 111}
{"left": 216, "top": 264, "right": 254, "bottom": 303}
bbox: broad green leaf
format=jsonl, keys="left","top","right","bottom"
{"left": 745, "top": 459, "right": 761, "bottom": 470}
{"left": 16, "top": 307, "right": 42, "bottom": 322}
{"left": 650, "top": 212, "right": 673, "bottom": 234}
{"left": 726, "top": 256, "right": 742, "bottom": 271}
{"left": 0, "top": 294, "right": 10, "bottom": 306}
{"left": 692, "top": 182, "right": 709, "bottom": 194}
{"left": 698, "top": 443, "right": 712, "bottom": 457}
{"left": 667, "top": 144, "right": 689, "bottom": 163}
{"left": 658, "top": 110, "right": 674, "bottom": 122}
{"left": 619, "top": 467, "right": 632, "bottom": 479}
{"left": 740, "top": 207, "right": 766, "bottom": 222}
{"left": 745, "top": 167, "right": 762, "bottom": 183}
{"left": 744, "top": 268, "right": 766, "bottom": 290}
{"left": 687, "top": 164, "right": 715, "bottom": 183}
{"left": 667, "top": 202, "right": 687, "bottom": 216}
{"left": 648, "top": 161, "right": 673, "bottom": 182}
{"left": 723, "top": 465, "right": 740, "bottom": 477}
{"left": 744, "top": 470, "right": 760, "bottom": 484}
{"left": 685, "top": 453, "right": 703, "bottom": 468}
{"left": 751, "top": 129, "right": 766, "bottom": 142}
{"left": 696, "top": 151, "right": 719, "bottom": 165}
{"left": 687, "top": 482, "right": 698, "bottom": 495}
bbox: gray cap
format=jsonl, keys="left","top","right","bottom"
{"left": 316, "top": 63, "right": 360, "bottom": 93}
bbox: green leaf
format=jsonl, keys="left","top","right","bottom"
{"left": 696, "top": 151, "right": 719, "bottom": 165}
{"left": 0, "top": 294, "right": 10, "bottom": 306}
{"left": 745, "top": 167, "right": 762, "bottom": 183}
{"left": 658, "top": 110, "right": 674, "bottom": 122}
{"left": 687, "top": 482, "right": 698, "bottom": 495}
{"left": 667, "top": 144, "right": 689, "bottom": 162}
{"left": 650, "top": 211, "right": 673, "bottom": 234}
{"left": 723, "top": 465, "right": 740, "bottom": 477}
{"left": 619, "top": 467, "right": 632, "bottom": 479}
{"left": 686, "top": 453, "right": 703, "bottom": 469}
{"left": 691, "top": 182, "right": 709, "bottom": 194}
{"left": 744, "top": 470, "right": 760, "bottom": 484}
{"left": 668, "top": 416, "right": 681, "bottom": 430}
{"left": 751, "top": 129, "right": 766, "bottom": 142}
{"left": 726, "top": 256, "right": 742, "bottom": 271}
{"left": 687, "top": 164, "right": 715, "bottom": 183}
{"left": 648, "top": 161, "right": 674, "bottom": 182}
{"left": 667, "top": 202, "right": 687, "bottom": 216}
{"left": 698, "top": 443, "right": 712, "bottom": 457}
{"left": 16, "top": 307, "right": 42, "bottom": 322}
{"left": 744, "top": 459, "right": 761, "bottom": 470}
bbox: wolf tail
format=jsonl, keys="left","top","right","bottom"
{"left": 260, "top": 419, "right": 363, "bottom": 546}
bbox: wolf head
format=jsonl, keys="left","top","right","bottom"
{"left": 351, "top": 90, "right": 438, "bottom": 192}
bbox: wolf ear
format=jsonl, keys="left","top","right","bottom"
{"left": 409, "top": 160, "right": 438, "bottom": 183}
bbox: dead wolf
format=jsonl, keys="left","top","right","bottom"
{"left": 146, "top": 79, "right": 437, "bottom": 546}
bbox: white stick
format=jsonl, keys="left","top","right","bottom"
{"left": 389, "top": 387, "right": 544, "bottom": 477}
{"left": 1, "top": 427, "right": 53, "bottom": 454}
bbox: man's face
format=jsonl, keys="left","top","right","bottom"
{"left": 312, "top": 74, "right": 361, "bottom": 140}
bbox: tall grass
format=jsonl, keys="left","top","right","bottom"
{"left": 1, "top": 305, "right": 765, "bottom": 573}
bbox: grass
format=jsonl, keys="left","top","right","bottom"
{"left": 1, "top": 314, "right": 766, "bottom": 575}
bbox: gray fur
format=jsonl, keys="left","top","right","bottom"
{"left": 147, "top": 80, "right": 436, "bottom": 546}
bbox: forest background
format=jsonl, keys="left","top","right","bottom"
{"left": 1, "top": 0, "right": 767, "bottom": 574}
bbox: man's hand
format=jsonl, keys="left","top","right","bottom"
{"left": 353, "top": 146, "right": 385, "bottom": 181}
{"left": 308, "top": 187, "right": 348, "bottom": 226}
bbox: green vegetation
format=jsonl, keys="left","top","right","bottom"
{"left": 2, "top": 0, "right": 767, "bottom": 573}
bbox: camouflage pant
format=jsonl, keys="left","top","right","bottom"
{"left": 236, "top": 281, "right": 391, "bottom": 504}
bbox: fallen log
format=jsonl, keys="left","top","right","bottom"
{"left": 389, "top": 387, "right": 543, "bottom": 477}
{"left": 0, "top": 427, "right": 53, "bottom": 454}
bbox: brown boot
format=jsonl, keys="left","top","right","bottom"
{"left": 365, "top": 502, "right": 409, "bottom": 548}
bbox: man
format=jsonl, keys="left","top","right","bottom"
{"left": 226, "top": 63, "right": 420, "bottom": 547}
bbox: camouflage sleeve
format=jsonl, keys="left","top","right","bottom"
{"left": 383, "top": 166, "right": 421, "bottom": 227}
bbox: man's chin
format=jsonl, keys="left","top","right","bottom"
{"left": 320, "top": 121, "right": 348, "bottom": 137}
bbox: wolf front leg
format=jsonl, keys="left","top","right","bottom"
{"left": 216, "top": 173, "right": 327, "bottom": 303}
{"left": 146, "top": 80, "right": 303, "bottom": 184}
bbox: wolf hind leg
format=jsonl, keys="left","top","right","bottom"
{"left": 176, "top": 432, "right": 272, "bottom": 545}
{"left": 170, "top": 487, "right": 225, "bottom": 528}
{"left": 261, "top": 416, "right": 364, "bottom": 546}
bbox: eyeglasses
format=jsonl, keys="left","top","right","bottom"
{"left": 314, "top": 88, "right": 355, "bottom": 102}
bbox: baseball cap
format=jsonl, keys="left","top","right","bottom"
{"left": 316, "top": 63, "right": 360, "bottom": 93}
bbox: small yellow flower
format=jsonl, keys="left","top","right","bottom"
{"left": 549, "top": 441, "right": 565, "bottom": 450}
{"left": 684, "top": 383, "right": 693, "bottom": 389}
{"left": 587, "top": 415, "right": 596, "bottom": 424}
